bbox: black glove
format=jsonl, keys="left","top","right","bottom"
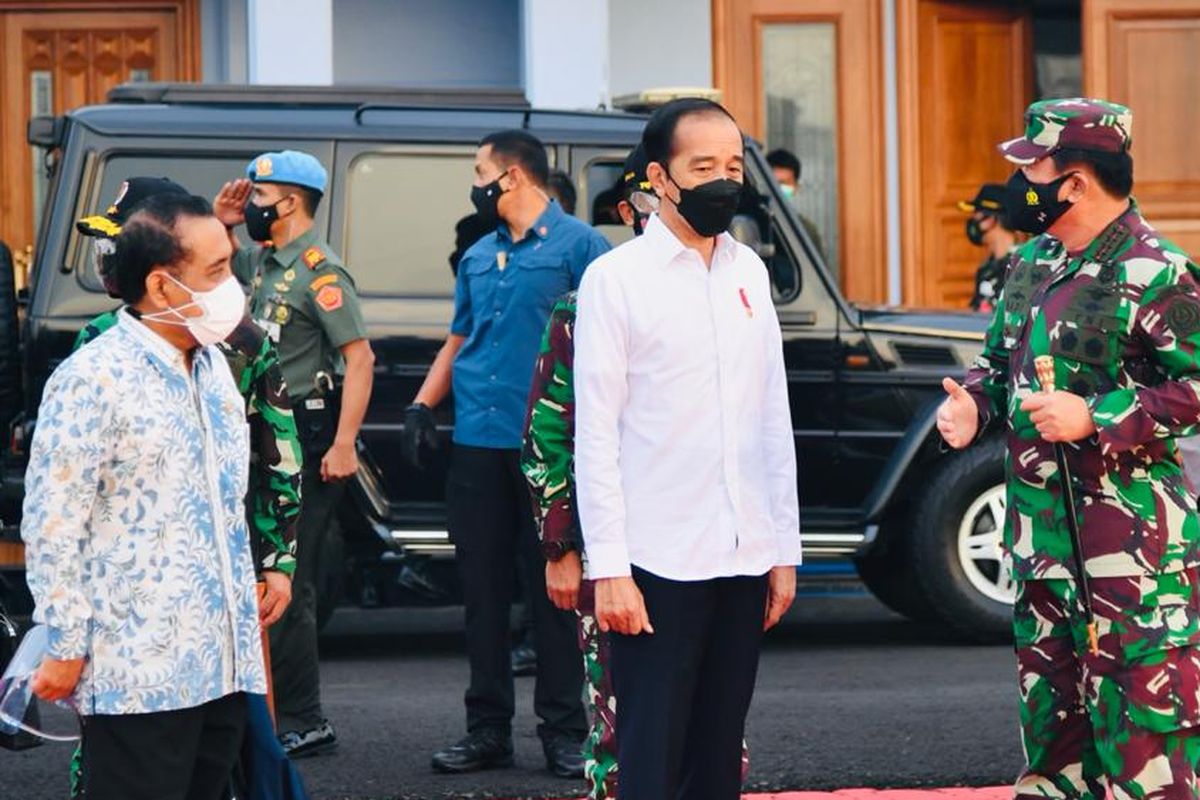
{"left": 402, "top": 402, "right": 439, "bottom": 471}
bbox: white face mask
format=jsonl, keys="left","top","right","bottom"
{"left": 142, "top": 273, "right": 245, "bottom": 347}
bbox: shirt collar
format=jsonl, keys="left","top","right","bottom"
{"left": 117, "top": 307, "right": 194, "bottom": 374}
{"left": 497, "top": 199, "right": 565, "bottom": 243}
{"left": 1072, "top": 199, "right": 1138, "bottom": 263}
{"left": 642, "top": 213, "right": 740, "bottom": 268}
{"left": 270, "top": 226, "right": 320, "bottom": 268}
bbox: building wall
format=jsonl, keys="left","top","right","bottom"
{"left": 332, "top": 0, "right": 521, "bottom": 86}
{"left": 607, "top": 0, "right": 713, "bottom": 97}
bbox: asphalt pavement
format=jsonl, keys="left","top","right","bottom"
{"left": 2, "top": 587, "right": 1024, "bottom": 800}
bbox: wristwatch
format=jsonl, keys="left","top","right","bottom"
{"left": 541, "top": 540, "right": 576, "bottom": 562}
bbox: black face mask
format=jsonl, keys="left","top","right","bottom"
{"left": 966, "top": 217, "right": 986, "bottom": 247}
{"left": 470, "top": 174, "right": 507, "bottom": 225}
{"left": 1005, "top": 170, "right": 1077, "bottom": 235}
{"left": 244, "top": 199, "right": 282, "bottom": 242}
{"left": 666, "top": 170, "right": 742, "bottom": 238}
{"left": 632, "top": 212, "right": 648, "bottom": 237}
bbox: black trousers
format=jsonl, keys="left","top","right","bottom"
{"left": 610, "top": 567, "right": 769, "bottom": 800}
{"left": 447, "top": 444, "right": 586, "bottom": 739}
{"left": 81, "top": 692, "right": 247, "bottom": 800}
{"left": 269, "top": 465, "right": 345, "bottom": 733}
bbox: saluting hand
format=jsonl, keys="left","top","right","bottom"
{"left": 595, "top": 576, "right": 654, "bottom": 636}
{"left": 937, "top": 378, "right": 978, "bottom": 449}
{"left": 1019, "top": 391, "right": 1096, "bottom": 443}
{"left": 214, "top": 179, "right": 253, "bottom": 227}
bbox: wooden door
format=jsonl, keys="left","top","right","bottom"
{"left": 1084, "top": 0, "right": 1200, "bottom": 258}
{"left": 898, "top": 0, "right": 1032, "bottom": 309}
{"left": 712, "top": 0, "right": 887, "bottom": 304}
{"left": 0, "top": 1, "right": 199, "bottom": 287}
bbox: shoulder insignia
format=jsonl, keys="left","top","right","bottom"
{"left": 309, "top": 273, "right": 339, "bottom": 292}
{"left": 303, "top": 246, "right": 326, "bottom": 270}
{"left": 315, "top": 285, "right": 343, "bottom": 312}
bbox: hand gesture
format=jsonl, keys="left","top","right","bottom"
{"left": 595, "top": 576, "right": 654, "bottom": 636}
{"left": 1019, "top": 391, "right": 1096, "bottom": 443}
{"left": 545, "top": 550, "right": 583, "bottom": 611}
{"left": 214, "top": 179, "right": 253, "bottom": 227}
{"left": 937, "top": 378, "right": 978, "bottom": 449}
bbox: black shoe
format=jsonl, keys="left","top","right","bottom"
{"left": 279, "top": 720, "right": 338, "bottom": 759}
{"left": 542, "top": 735, "right": 585, "bottom": 778}
{"left": 511, "top": 641, "right": 538, "bottom": 677}
{"left": 431, "top": 731, "right": 515, "bottom": 773}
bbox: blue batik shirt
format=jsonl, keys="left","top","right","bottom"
{"left": 451, "top": 200, "right": 610, "bottom": 448}
{"left": 21, "top": 310, "right": 267, "bottom": 715}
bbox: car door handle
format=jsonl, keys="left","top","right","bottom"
{"left": 778, "top": 310, "right": 817, "bottom": 326}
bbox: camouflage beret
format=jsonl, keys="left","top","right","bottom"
{"left": 999, "top": 98, "right": 1132, "bottom": 165}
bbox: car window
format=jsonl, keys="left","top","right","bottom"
{"left": 74, "top": 154, "right": 254, "bottom": 293}
{"left": 583, "top": 159, "right": 634, "bottom": 248}
{"left": 343, "top": 151, "right": 476, "bottom": 297}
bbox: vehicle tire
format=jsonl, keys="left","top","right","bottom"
{"left": 854, "top": 550, "right": 936, "bottom": 622}
{"left": 908, "top": 436, "right": 1013, "bottom": 643}
{"left": 315, "top": 526, "right": 346, "bottom": 633}
{"left": 0, "top": 241, "right": 21, "bottom": 431}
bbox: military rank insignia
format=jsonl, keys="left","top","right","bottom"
{"left": 315, "top": 284, "right": 343, "bottom": 312}
{"left": 309, "top": 274, "right": 338, "bottom": 291}
{"left": 303, "top": 247, "right": 326, "bottom": 270}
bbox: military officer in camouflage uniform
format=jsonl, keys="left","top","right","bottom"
{"left": 214, "top": 150, "right": 375, "bottom": 758}
{"left": 939, "top": 99, "right": 1200, "bottom": 798}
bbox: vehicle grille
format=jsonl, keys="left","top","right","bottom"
{"left": 892, "top": 343, "right": 958, "bottom": 367}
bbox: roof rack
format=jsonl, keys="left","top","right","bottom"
{"left": 106, "top": 82, "right": 531, "bottom": 109}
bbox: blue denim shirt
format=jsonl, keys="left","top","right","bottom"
{"left": 451, "top": 201, "right": 610, "bottom": 448}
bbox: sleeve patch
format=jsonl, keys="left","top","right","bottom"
{"left": 303, "top": 247, "right": 326, "bottom": 270}
{"left": 309, "top": 273, "right": 338, "bottom": 292}
{"left": 315, "top": 285, "right": 344, "bottom": 312}
{"left": 1166, "top": 296, "right": 1200, "bottom": 338}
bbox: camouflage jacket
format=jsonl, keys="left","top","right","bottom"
{"left": 965, "top": 201, "right": 1200, "bottom": 580}
{"left": 520, "top": 292, "right": 581, "bottom": 549}
{"left": 75, "top": 311, "right": 302, "bottom": 575}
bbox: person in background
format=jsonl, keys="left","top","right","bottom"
{"left": 23, "top": 193, "right": 267, "bottom": 800}
{"left": 403, "top": 129, "right": 609, "bottom": 777}
{"left": 958, "top": 183, "right": 1018, "bottom": 313}
{"left": 70, "top": 175, "right": 303, "bottom": 796}
{"left": 766, "top": 147, "right": 825, "bottom": 259}
{"left": 547, "top": 169, "right": 578, "bottom": 216}
{"left": 574, "top": 98, "right": 801, "bottom": 800}
{"left": 214, "top": 150, "right": 376, "bottom": 758}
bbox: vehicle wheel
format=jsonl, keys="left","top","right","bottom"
{"left": 908, "top": 437, "right": 1013, "bottom": 642}
{"left": 854, "top": 550, "right": 936, "bottom": 622}
{"left": 315, "top": 527, "right": 345, "bottom": 632}
{"left": 0, "top": 241, "right": 22, "bottom": 431}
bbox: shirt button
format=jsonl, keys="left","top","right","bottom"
{"left": 494, "top": 310, "right": 501, "bottom": 317}
{"left": 490, "top": 374, "right": 497, "bottom": 381}
{"left": 492, "top": 341, "right": 499, "bottom": 348}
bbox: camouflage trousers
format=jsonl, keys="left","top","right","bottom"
{"left": 1014, "top": 569, "right": 1200, "bottom": 800}
{"left": 575, "top": 580, "right": 750, "bottom": 800}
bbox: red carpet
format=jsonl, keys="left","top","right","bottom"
{"left": 747, "top": 789, "right": 1010, "bottom": 800}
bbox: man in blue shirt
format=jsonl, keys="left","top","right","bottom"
{"left": 403, "top": 129, "right": 610, "bottom": 777}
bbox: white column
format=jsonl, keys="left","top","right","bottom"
{"left": 246, "top": 0, "right": 333, "bottom": 85}
{"left": 522, "top": 0, "right": 609, "bottom": 109}
{"left": 882, "top": 0, "right": 902, "bottom": 305}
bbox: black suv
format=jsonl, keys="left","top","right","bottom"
{"left": 0, "top": 84, "right": 1009, "bottom": 639}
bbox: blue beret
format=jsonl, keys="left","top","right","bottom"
{"left": 246, "top": 150, "right": 328, "bottom": 194}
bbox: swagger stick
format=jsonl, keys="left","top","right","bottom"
{"left": 1034, "top": 356, "right": 1100, "bottom": 656}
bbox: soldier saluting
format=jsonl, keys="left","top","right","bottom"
{"left": 939, "top": 99, "right": 1200, "bottom": 796}
{"left": 214, "top": 150, "right": 375, "bottom": 758}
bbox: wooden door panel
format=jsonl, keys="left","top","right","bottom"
{"left": 713, "top": 0, "right": 887, "bottom": 304}
{"left": 1085, "top": 0, "right": 1200, "bottom": 258}
{"left": 899, "top": 1, "right": 1032, "bottom": 308}
{"left": 0, "top": 2, "right": 196, "bottom": 287}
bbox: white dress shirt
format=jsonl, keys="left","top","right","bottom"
{"left": 574, "top": 214, "right": 802, "bottom": 581}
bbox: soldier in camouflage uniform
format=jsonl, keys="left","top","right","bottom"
{"left": 939, "top": 99, "right": 1200, "bottom": 799}
{"left": 521, "top": 146, "right": 749, "bottom": 799}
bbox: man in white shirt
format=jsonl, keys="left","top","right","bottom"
{"left": 574, "top": 98, "right": 802, "bottom": 800}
